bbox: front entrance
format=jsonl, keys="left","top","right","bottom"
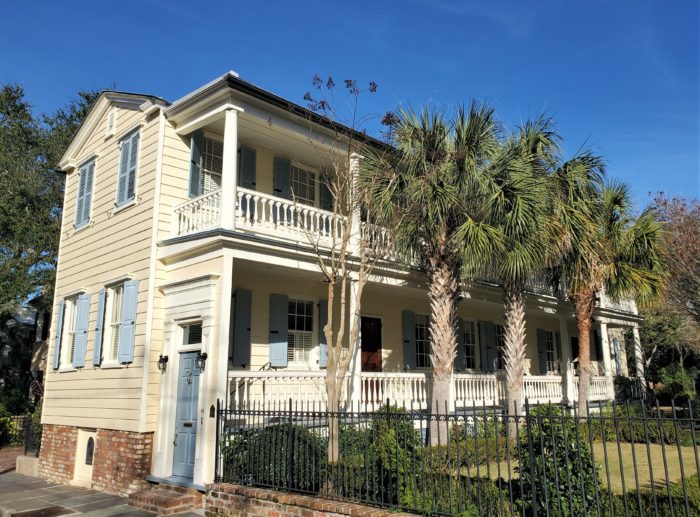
{"left": 73, "top": 429, "right": 96, "bottom": 487}
{"left": 172, "top": 351, "right": 201, "bottom": 479}
{"left": 361, "top": 317, "right": 382, "bottom": 372}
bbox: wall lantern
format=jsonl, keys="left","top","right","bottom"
{"left": 196, "top": 352, "right": 208, "bottom": 371}
{"left": 157, "top": 354, "right": 169, "bottom": 372}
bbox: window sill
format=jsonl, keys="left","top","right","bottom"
{"left": 113, "top": 199, "right": 137, "bottom": 214}
{"left": 57, "top": 367, "right": 77, "bottom": 373}
{"left": 99, "top": 362, "right": 124, "bottom": 369}
{"left": 72, "top": 221, "right": 93, "bottom": 235}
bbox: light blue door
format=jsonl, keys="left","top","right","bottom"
{"left": 172, "top": 352, "right": 200, "bottom": 479}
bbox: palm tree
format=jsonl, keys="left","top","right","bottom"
{"left": 361, "top": 103, "right": 502, "bottom": 443}
{"left": 551, "top": 159, "right": 665, "bottom": 414}
{"left": 467, "top": 118, "right": 559, "bottom": 422}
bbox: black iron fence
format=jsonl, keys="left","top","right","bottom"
{"left": 216, "top": 399, "right": 700, "bottom": 516}
{"left": 0, "top": 414, "right": 41, "bottom": 457}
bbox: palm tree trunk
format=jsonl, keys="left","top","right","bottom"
{"left": 502, "top": 283, "right": 527, "bottom": 436}
{"left": 572, "top": 290, "right": 596, "bottom": 417}
{"left": 427, "top": 260, "right": 460, "bottom": 446}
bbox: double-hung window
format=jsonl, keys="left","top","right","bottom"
{"left": 462, "top": 320, "right": 478, "bottom": 369}
{"left": 101, "top": 285, "right": 124, "bottom": 364}
{"left": 116, "top": 130, "right": 140, "bottom": 206}
{"left": 545, "top": 330, "right": 559, "bottom": 373}
{"left": 201, "top": 136, "right": 223, "bottom": 194}
{"left": 61, "top": 298, "right": 78, "bottom": 366}
{"left": 287, "top": 299, "right": 314, "bottom": 364}
{"left": 291, "top": 166, "right": 316, "bottom": 206}
{"left": 75, "top": 159, "right": 95, "bottom": 228}
{"left": 495, "top": 324, "right": 506, "bottom": 370}
{"left": 415, "top": 314, "right": 431, "bottom": 368}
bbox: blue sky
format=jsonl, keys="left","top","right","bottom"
{"left": 2, "top": 1, "right": 697, "bottom": 203}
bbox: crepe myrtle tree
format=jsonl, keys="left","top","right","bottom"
{"left": 302, "top": 76, "right": 387, "bottom": 464}
{"left": 362, "top": 104, "right": 507, "bottom": 445}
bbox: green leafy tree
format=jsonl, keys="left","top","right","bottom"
{"left": 0, "top": 85, "right": 98, "bottom": 311}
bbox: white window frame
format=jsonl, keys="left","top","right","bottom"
{"left": 414, "top": 314, "right": 431, "bottom": 369}
{"left": 461, "top": 319, "right": 479, "bottom": 371}
{"left": 101, "top": 284, "right": 124, "bottom": 366}
{"left": 287, "top": 297, "right": 315, "bottom": 367}
{"left": 545, "top": 330, "right": 559, "bottom": 374}
{"left": 61, "top": 297, "right": 78, "bottom": 368}
{"left": 290, "top": 162, "right": 318, "bottom": 207}
{"left": 201, "top": 136, "right": 223, "bottom": 194}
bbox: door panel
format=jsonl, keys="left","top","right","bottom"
{"left": 172, "top": 351, "right": 201, "bottom": 479}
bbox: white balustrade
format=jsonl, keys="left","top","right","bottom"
{"left": 523, "top": 375, "right": 563, "bottom": 404}
{"left": 228, "top": 371, "right": 329, "bottom": 412}
{"left": 173, "top": 189, "right": 222, "bottom": 236}
{"left": 359, "top": 372, "right": 429, "bottom": 412}
{"left": 453, "top": 374, "right": 505, "bottom": 407}
{"left": 236, "top": 187, "right": 345, "bottom": 244}
{"left": 574, "top": 375, "right": 614, "bottom": 402}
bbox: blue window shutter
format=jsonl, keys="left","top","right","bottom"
{"left": 75, "top": 167, "right": 86, "bottom": 227}
{"left": 455, "top": 318, "right": 465, "bottom": 371}
{"left": 273, "top": 157, "right": 292, "bottom": 200}
{"left": 402, "top": 310, "right": 416, "bottom": 370}
{"left": 53, "top": 300, "right": 65, "bottom": 370}
{"left": 537, "top": 328, "right": 548, "bottom": 374}
{"left": 479, "top": 321, "right": 496, "bottom": 373}
{"left": 82, "top": 160, "right": 94, "bottom": 224}
{"left": 232, "top": 288, "right": 252, "bottom": 367}
{"left": 118, "top": 279, "right": 139, "bottom": 363}
{"left": 127, "top": 131, "right": 139, "bottom": 201}
{"left": 318, "top": 299, "right": 328, "bottom": 368}
{"left": 93, "top": 288, "right": 106, "bottom": 365}
{"left": 319, "top": 174, "right": 333, "bottom": 212}
{"left": 269, "top": 294, "right": 288, "bottom": 367}
{"left": 116, "top": 137, "right": 130, "bottom": 205}
{"left": 238, "top": 145, "right": 256, "bottom": 189}
{"left": 72, "top": 293, "right": 90, "bottom": 368}
{"left": 189, "top": 130, "right": 203, "bottom": 198}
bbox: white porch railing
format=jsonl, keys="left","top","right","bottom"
{"left": 453, "top": 373, "right": 505, "bottom": 407}
{"left": 236, "top": 187, "right": 346, "bottom": 244}
{"left": 359, "top": 372, "right": 429, "bottom": 411}
{"left": 228, "top": 371, "right": 330, "bottom": 411}
{"left": 523, "top": 375, "right": 564, "bottom": 404}
{"left": 173, "top": 189, "right": 221, "bottom": 236}
{"left": 575, "top": 375, "right": 613, "bottom": 402}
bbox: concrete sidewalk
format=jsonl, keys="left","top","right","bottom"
{"left": 0, "top": 472, "right": 154, "bottom": 517}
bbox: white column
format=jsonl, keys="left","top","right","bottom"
{"left": 632, "top": 326, "right": 646, "bottom": 386}
{"left": 220, "top": 109, "right": 239, "bottom": 230}
{"left": 598, "top": 321, "right": 612, "bottom": 376}
{"left": 348, "top": 153, "right": 363, "bottom": 255}
{"left": 558, "top": 315, "right": 575, "bottom": 405}
{"left": 347, "top": 275, "right": 363, "bottom": 410}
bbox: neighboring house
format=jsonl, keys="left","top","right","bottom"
{"left": 40, "top": 71, "right": 646, "bottom": 495}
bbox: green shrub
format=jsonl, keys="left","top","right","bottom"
{"left": 658, "top": 365, "right": 698, "bottom": 404}
{"left": 517, "top": 404, "right": 602, "bottom": 517}
{"left": 222, "top": 423, "right": 325, "bottom": 493}
{"left": 586, "top": 403, "right": 691, "bottom": 445}
{"left": 603, "top": 474, "right": 700, "bottom": 517}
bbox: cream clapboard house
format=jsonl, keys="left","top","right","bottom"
{"left": 40, "top": 71, "right": 646, "bottom": 495}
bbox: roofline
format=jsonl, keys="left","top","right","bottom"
{"left": 167, "top": 72, "right": 389, "bottom": 151}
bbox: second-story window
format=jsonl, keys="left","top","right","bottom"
{"left": 202, "top": 136, "right": 223, "bottom": 193}
{"left": 291, "top": 166, "right": 316, "bottom": 206}
{"left": 75, "top": 159, "right": 95, "bottom": 228}
{"left": 116, "top": 130, "right": 140, "bottom": 207}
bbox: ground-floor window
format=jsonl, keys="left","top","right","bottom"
{"left": 545, "top": 330, "right": 559, "bottom": 373}
{"left": 462, "top": 320, "right": 477, "bottom": 369}
{"left": 415, "top": 314, "right": 431, "bottom": 368}
{"left": 288, "top": 299, "right": 314, "bottom": 364}
{"left": 61, "top": 297, "right": 78, "bottom": 366}
{"left": 102, "top": 285, "right": 123, "bottom": 363}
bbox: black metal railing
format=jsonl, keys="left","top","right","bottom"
{"left": 0, "top": 415, "right": 29, "bottom": 448}
{"left": 216, "top": 398, "right": 700, "bottom": 516}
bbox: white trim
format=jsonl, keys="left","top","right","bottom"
{"left": 112, "top": 198, "right": 138, "bottom": 213}
{"left": 167, "top": 71, "right": 239, "bottom": 111}
{"left": 61, "top": 287, "right": 88, "bottom": 298}
{"left": 174, "top": 102, "right": 244, "bottom": 136}
{"left": 103, "top": 273, "right": 134, "bottom": 287}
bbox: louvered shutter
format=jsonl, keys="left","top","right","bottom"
{"left": 273, "top": 157, "right": 292, "bottom": 199}
{"left": 189, "top": 130, "right": 203, "bottom": 198}
{"left": 239, "top": 145, "right": 256, "bottom": 189}
{"left": 53, "top": 300, "right": 65, "bottom": 369}
{"left": 455, "top": 318, "right": 465, "bottom": 371}
{"left": 537, "top": 328, "right": 548, "bottom": 374}
{"left": 126, "top": 131, "right": 139, "bottom": 201}
{"left": 232, "top": 289, "right": 252, "bottom": 367}
{"left": 82, "top": 160, "right": 94, "bottom": 224}
{"left": 93, "top": 288, "right": 106, "bottom": 365}
{"left": 269, "top": 294, "right": 288, "bottom": 367}
{"left": 402, "top": 310, "right": 416, "bottom": 370}
{"left": 116, "top": 137, "right": 130, "bottom": 205}
{"left": 318, "top": 299, "right": 328, "bottom": 368}
{"left": 72, "top": 293, "right": 90, "bottom": 368}
{"left": 117, "top": 279, "right": 139, "bottom": 363}
{"left": 75, "top": 166, "right": 86, "bottom": 227}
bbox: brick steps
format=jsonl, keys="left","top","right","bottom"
{"left": 129, "top": 484, "right": 203, "bottom": 515}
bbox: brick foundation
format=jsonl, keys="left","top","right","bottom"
{"left": 38, "top": 424, "right": 153, "bottom": 496}
{"left": 205, "top": 484, "right": 417, "bottom": 517}
{"left": 38, "top": 424, "right": 78, "bottom": 483}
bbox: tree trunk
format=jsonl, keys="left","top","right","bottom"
{"left": 427, "top": 259, "right": 460, "bottom": 446}
{"left": 326, "top": 375, "right": 341, "bottom": 464}
{"left": 502, "top": 283, "right": 527, "bottom": 437}
{"left": 572, "top": 290, "right": 595, "bottom": 417}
